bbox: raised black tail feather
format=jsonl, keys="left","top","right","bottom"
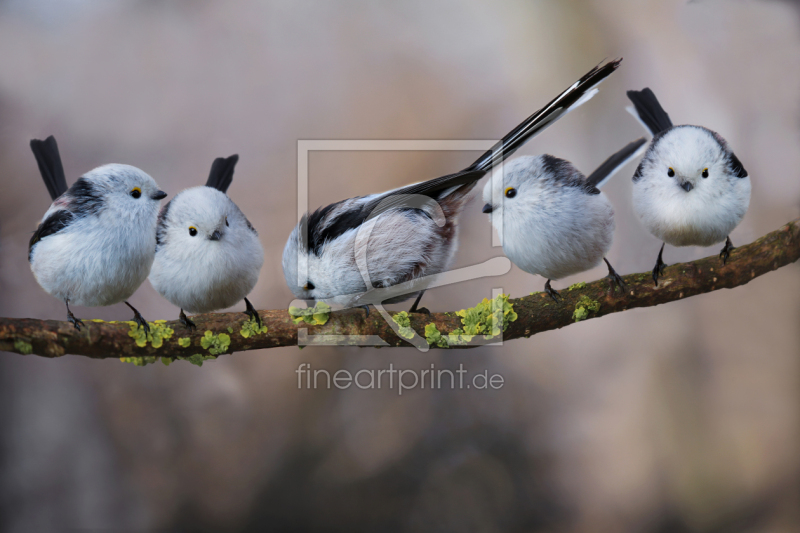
{"left": 585, "top": 137, "right": 647, "bottom": 189}
{"left": 30, "top": 136, "right": 68, "bottom": 200}
{"left": 626, "top": 88, "right": 673, "bottom": 135}
{"left": 467, "top": 59, "right": 622, "bottom": 173}
{"left": 205, "top": 154, "right": 239, "bottom": 193}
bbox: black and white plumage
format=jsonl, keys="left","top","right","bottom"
{"left": 482, "top": 138, "right": 646, "bottom": 301}
{"left": 149, "top": 155, "right": 264, "bottom": 330}
{"left": 28, "top": 136, "right": 167, "bottom": 331}
{"left": 627, "top": 88, "right": 751, "bottom": 285}
{"left": 282, "top": 60, "right": 623, "bottom": 310}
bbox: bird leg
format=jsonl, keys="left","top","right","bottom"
{"left": 603, "top": 257, "right": 626, "bottom": 294}
{"left": 243, "top": 297, "right": 262, "bottom": 327}
{"left": 544, "top": 279, "right": 561, "bottom": 303}
{"left": 179, "top": 309, "right": 196, "bottom": 331}
{"left": 719, "top": 236, "right": 734, "bottom": 265}
{"left": 652, "top": 243, "right": 666, "bottom": 286}
{"left": 124, "top": 301, "right": 150, "bottom": 335}
{"left": 408, "top": 290, "right": 430, "bottom": 314}
{"left": 360, "top": 305, "right": 371, "bottom": 317}
{"left": 65, "top": 300, "right": 84, "bottom": 331}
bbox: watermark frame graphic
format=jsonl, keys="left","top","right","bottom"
{"left": 293, "top": 140, "right": 510, "bottom": 350}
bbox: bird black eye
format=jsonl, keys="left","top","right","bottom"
{"left": 667, "top": 168, "right": 675, "bottom": 177}
{"left": 303, "top": 282, "right": 315, "bottom": 291}
{"left": 189, "top": 227, "right": 198, "bottom": 237}
{"left": 702, "top": 168, "right": 709, "bottom": 178}
{"left": 130, "top": 187, "right": 141, "bottom": 199}
{"left": 504, "top": 187, "right": 517, "bottom": 198}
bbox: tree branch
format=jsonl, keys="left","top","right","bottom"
{"left": 2, "top": 218, "right": 798, "bottom": 359}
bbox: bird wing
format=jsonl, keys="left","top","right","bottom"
{"left": 728, "top": 151, "right": 748, "bottom": 178}
{"left": 30, "top": 136, "right": 68, "bottom": 201}
{"left": 28, "top": 209, "right": 73, "bottom": 261}
{"left": 537, "top": 154, "right": 601, "bottom": 195}
{"left": 28, "top": 176, "right": 104, "bottom": 261}
{"left": 155, "top": 200, "right": 172, "bottom": 248}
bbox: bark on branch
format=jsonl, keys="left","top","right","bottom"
{"left": 2, "top": 218, "right": 799, "bottom": 359}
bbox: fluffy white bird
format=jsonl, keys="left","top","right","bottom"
{"left": 28, "top": 136, "right": 167, "bottom": 331}
{"left": 627, "top": 88, "right": 751, "bottom": 285}
{"left": 282, "top": 60, "right": 623, "bottom": 312}
{"left": 482, "top": 139, "right": 646, "bottom": 301}
{"left": 149, "top": 155, "right": 264, "bottom": 330}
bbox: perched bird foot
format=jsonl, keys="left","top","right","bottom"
{"left": 360, "top": 305, "right": 371, "bottom": 317}
{"left": 544, "top": 279, "right": 562, "bottom": 303}
{"left": 603, "top": 258, "right": 627, "bottom": 294}
{"left": 719, "top": 236, "right": 734, "bottom": 265}
{"left": 132, "top": 312, "right": 150, "bottom": 335}
{"left": 125, "top": 301, "right": 150, "bottom": 335}
{"left": 652, "top": 243, "right": 667, "bottom": 287}
{"left": 243, "top": 297, "right": 262, "bottom": 327}
{"left": 407, "top": 290, "right": 428, "bottom": 314}
{"left": 67, "top": 310, "right": 84, "bottom": 331}
{"left": 179, "top": 309, "right": 196, "bottom": 332}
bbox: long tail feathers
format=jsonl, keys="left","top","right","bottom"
{"left": 467, "top": 58, "right": 623, "bottom": 173}
{"left": 586, "top": 137, "right": 647, "bottom": 189}
{"left": 372, "top": 60, "right": 623, "bottom": 203}
{"left": 30, "top": 136, "right": 68, "bottom": 200}
{"left": 205, "top": 154, "right": 239, "bottom": 193}
{"left": 626, "top": 88, "right": 673, "bottom": 135}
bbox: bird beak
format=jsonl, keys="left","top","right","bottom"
{"left": 209, "top": 230, "right": 222, "bottom": 241}
{"left": 482, "top": 203, "right": 494, "bottom": 214}
{"left": 680, "top": 181, "right": 694, "bottom": 192}
{"left": 151, "top": 190, "right": 168, "bottom": 200}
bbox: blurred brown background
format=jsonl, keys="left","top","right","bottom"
{"left": 1, "top": 1, "right": 799, "bottom": 531}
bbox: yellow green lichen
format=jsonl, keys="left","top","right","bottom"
{"left": 572, "top": 295, "right": 601, "bottom": 322}
{"left": 126, "top": 321, "right": 174, "bottom": 348}
{"left": 14, "top": 340, "right": 32, "bottom": 355}
{"left": 391, "top": 311, "right": 416, "bottom": 340}
{"left": 121, "top": 330, "right": 228, "bottom": 366}
{"left": 455, "top": 293, "right": 517, "bottom": 339}
{"left": 568, "top": 281, "right": 586, "bottom": 291}
{"left": 424, "top": 323, "right": 447, "bottom": 348}
{"left": 240, "top": 317, "right": 269, "bottom": 338}
{"left": 422, "top": 294, "right": 518, "bottom": 347}
{"left": 289, "top": 302, "right": 331, "bottom": 325}
{"left": 91, "top": 319, "right": 105, "bottom": 323}
{"left": 424, "top": 323, "right": 470, "bottom": 348}
{"left": 200, "top": 330, "right": 231, "bottom": 355}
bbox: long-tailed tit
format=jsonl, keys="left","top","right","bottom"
{"left": 283, "top": 60, "right": 623, "bottom": 312}
{"left": 28, "top": 136, "right": 167, "bottom": 331}
{"left": 627, "top": 88, "right": 751, "bottom": 285}
{"left": 482, "top": 138, "right": 646, "bottom": 301}
{"left": 149, "top": 155, "right": 264, "bottom": 330}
